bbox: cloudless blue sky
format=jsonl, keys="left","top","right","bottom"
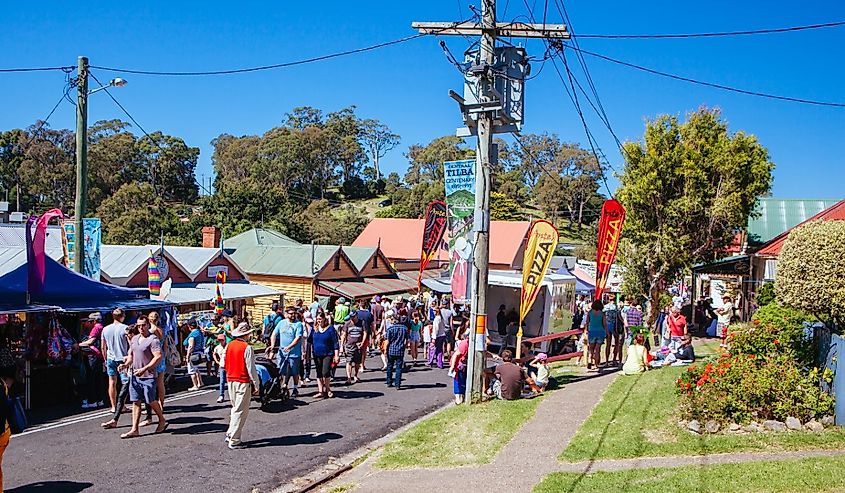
{"left": 1, "top": 1, "right": 843, "bottom": 198}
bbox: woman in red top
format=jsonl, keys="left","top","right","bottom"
{"left": 667, "top": 307, "right": 687, "bottom": 346}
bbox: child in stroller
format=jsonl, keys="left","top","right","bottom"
{"left": 254, "top": 355, "right": 289, "bottom": 408}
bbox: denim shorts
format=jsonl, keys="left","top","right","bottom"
{"left": 129, "top": 376, "right": 158, "bottom": 403}
{"left": 588, "top": 336, "right": 605, "bottom": 345}
{"left": 279, "top": 356, "right": 301, "bottom": 377}
{"left": 106, "top": 359, "right": 122, "bottom": 377}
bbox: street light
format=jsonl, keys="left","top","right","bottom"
{"left": 73, "top": 57, "right": 127, "bottom": 275}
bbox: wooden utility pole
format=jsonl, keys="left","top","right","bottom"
{"left": 414, "top": 2, "right": 569, "bottom": 403}
{"left": 73, "top": 56, "right": 89, "bottom": 274}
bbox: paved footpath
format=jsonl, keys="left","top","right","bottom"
{"left": 5, "top": 355, "right": 453, "bottom": 493}
{"left": 321, "top": 368, "right": 845, "bottom": 493}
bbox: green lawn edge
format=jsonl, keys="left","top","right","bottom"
{"left": 560, "top": 340, "right": 845, "bottom": 461}
{"left": 373, "top": 395, "right": 544, "bottom": 470}
{"left": 535, "top": 455, "right": 845, "bottom": 493}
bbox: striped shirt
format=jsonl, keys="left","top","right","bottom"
{"left": 626, "top": 308, "right": 643, "bottom": 327}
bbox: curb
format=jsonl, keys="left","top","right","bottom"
{"left": 274, "top": 400, "right": 455, "bottom": 493}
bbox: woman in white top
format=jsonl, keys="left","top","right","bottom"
{"left": 622, "top": 334, "right": 649, "bottom": 375}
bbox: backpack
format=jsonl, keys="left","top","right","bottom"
{"left": 264, "top": 314, "right": 281, "bottom": 339}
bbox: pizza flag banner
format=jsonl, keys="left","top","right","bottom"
{"left": 418, "top": 200, "right": 448, "bottom": 291}
{"left": 595, "top": 199, "right": 626, "bottom": 300}
{"left": 519, "top": 220, "right": 560, "bottom": 326}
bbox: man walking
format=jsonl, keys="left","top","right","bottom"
{"left": 270, "top": 306, "right": 303, "bottom": 396}
{"left": 384, "top": 311, "right": 407, "bottom": 390}
{"left": 340, "top": 312, "right": 364, "bottom": 384}
{"left": 224, "top": 323, "right": 259, "bottom": 449}
{"left": 118, "top": 315, "right": 167, "bottom": 438}
{"left": 101, "top": 308, "right": 128, "bottom": 414}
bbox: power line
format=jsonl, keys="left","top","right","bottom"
{"left": 577, "top": 20, "right": 845, "bottom": 39}
{"left": 89, "top": 71, "right": 213, "bottom": 196}
{"left": 0, "top": 65, "right": 75, "bottom": 74}
{"left": 89, "top": 22, "right": 473, "bottom": 77}
{"left": 563, "top": 43, "right": 845, "bottom": 108}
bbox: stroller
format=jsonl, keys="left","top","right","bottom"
{"left": 255, "top": 355, "right": 289, "bottom": 409}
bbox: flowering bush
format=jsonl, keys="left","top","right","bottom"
{"left": 677, "top": 353, "right": 833, "bottom": 423}
{"left": 729, "top": 303, "right": 814, "bottom": 368}
{"left": 677, "top": 303, "right": 831, "bottom": 424}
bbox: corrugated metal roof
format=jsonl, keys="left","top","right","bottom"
{"left": 162, "top": 246, "right": 219, "bottom": 276}
{"left": 757, "top": 199, "right": 845, "bottom": 256}
{"left": 100, "top": 245, "right": 152, "bottom": 280}
{"left": 747, "top": 198, "right": 840, "bottom": 245}
{"left": 0, "top": 246, "right": 64, "bottom": 277}
{"left": 229, "top": 244, "right": 339, "bottom": 277}
{"left": 0, "top": 223, "right": 63, "bottom": 251}
{"left": 164, "top": 281, "right": 280, "bottom": 305}
{"left": 341, "top": 246, "right": 377, "bottom": 271}
{"left": 317, "top": 275, "right": 417, "bottom": 299}
{"left": 225, "top": 228, "right": 300, "bottom": 250}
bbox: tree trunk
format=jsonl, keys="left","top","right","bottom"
{"left": 577, "top": 195, "right": 585, "bottom": 229}
{"left": 374, "top": 154, "right": 380, "bottom": 181}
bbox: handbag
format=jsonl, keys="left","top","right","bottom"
{"left": 165, "top": 334, "right": 181, "bottom": 367}
{"left": 189, "top": 352, "right": 205, "bottom": 364}
{"left": 4, "top": 382, "right": 26, "bottom": 434}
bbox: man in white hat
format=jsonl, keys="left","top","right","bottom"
{"left": 224, "top": 322, "right": 259, "bottom": 449}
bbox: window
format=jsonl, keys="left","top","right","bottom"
{"left": 333, "top": 255, "right": 340, "bottom": 271}
{"left": 372, "top": 254, "right": 378, "bottom": 269}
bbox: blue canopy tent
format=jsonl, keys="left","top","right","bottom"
{"left": 0, "top": 255, "right": 171, "bottom": 313}
{"left": 556, "top": 266, "right": 594, "bottom": 294}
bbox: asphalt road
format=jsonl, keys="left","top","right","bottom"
{"left": 5, "top": 355, "right": 454, "bottom": 493}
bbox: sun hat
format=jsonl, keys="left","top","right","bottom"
{"left": 221, "top": 309, "right": 234, "bottom": 318}
{"left": 536, "top": 353, "right": 548, "bottom": 362}
{"left": 216, "top": 334, "right": 226, "bottom": 341}
{"left": 231, "top": 322, "right": 252, "bottom": 338}
{"left": 88, "top": 312, "right": 102, "bottom": 321}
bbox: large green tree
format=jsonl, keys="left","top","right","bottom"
{"left": 617, "top": 108, "right": 774, "bottom": 322}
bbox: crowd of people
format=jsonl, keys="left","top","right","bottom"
{"left": 571, "top": 293, "right": 698, "bottom": 377}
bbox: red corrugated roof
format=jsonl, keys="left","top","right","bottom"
{"left": 757, "top": 199, "right": 845, "bottom": 256}
{"left": 352, "top": 218, "right": 531, "bottom": 267}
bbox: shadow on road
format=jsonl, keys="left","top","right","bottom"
{"left": 7, "top": 481, "right": 94, "bottom": 493}
{"left": 396, "top": 383, "right": 448, "bottom": 390}
{"left": 167, "top": 415, "right": 221, "bottom": 425}
{"left": 169, "top": 422, "right": 228, "bottom": 435}
{"left": 331, "top": 390, "right": 384, "bottom": 399}
{"left": 241, "top": 432, "right": 343, "bottom": 449}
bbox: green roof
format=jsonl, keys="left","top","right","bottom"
{"left": 341, "top": 246, "right": 377, "bottom": 271}
{"left": 224, "top": 228, "right": 300, "bottom": 250}
{"left": 747, "top": 198, "right": 840, "bottom": 245}
{"left": 229, "top": 244, "right": 339, "bottom": 277}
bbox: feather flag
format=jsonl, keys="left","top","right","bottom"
{"left": 214, "top": 270, "right": 227, "bottom": 314}
{"left": 148, "top": 250, "right": 161, "bottom": 296}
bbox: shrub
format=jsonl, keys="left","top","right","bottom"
{"left": 677, "top": 353, "right": 834, "bottom": 424}
{"left": 776, "top": 219, "right": 845, "bottom": 330}
{"left": 727, "top": 303, "right": 814, "bottom": 368}
{"left": 756, "top": 282, "right": 775, "bottom": 307}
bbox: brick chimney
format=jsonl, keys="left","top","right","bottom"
{"left": 202, "top": 226, "right": 221, "bottom": 249}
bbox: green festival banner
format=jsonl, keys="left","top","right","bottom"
{"left": 443, "top": 159, "right": 476, "bottom": 304}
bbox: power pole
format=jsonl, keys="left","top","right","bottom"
{"left": 414, "top": 2, "right": 569, "bottom": 404}
{"left": 73, "top": 56, "right": 89, "bottom": 274}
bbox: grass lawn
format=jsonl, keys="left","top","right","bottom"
{"left": 374, "top": 397, "right": 543, "bottom": 469}
{"left": 561, "top": 338, "right": 845, "bottom": 461}
{"left": 535, "top": 455, "right": 845, "bottom": 493}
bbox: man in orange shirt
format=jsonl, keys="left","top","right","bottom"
{"left": 224, "top": 323, "right": 259, "bottom": 449}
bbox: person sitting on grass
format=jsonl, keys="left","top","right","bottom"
{"left": 653, "top": 334, "right": 696, "bottom": 366}
{"left": 525, "top": 353, "right": 551, "bottom": 393}
{"left": 622, "top": 334, "right": 649, "bottom": 376}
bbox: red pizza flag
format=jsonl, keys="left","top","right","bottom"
{"left": 418, "top": 200, "right": 448, "bottom": 291}
{"left": 595, "top": 199, "right": 626, "bottom": 300}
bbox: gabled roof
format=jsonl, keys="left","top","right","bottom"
{"left": 352, "top": 219, "right": 531, "bottom": 266}
{"left": 99, "top": 245, "right": 248, "bottom": 285}
{"left": 229, "top": 244, "right": 341, "bottom": 278}
{"left": 747, "top": 198, "right": 840, "bottom": 246}
{"left": 225, "top": 228, "right": 300, "bottom": 250}
{"left": 340, "top": 246, "right": 378, "bottom": 271}
{"left": 757, "top": 199, "right": 845, "bottom": 257}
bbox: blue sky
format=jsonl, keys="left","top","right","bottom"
{"left": 1, "top": 1, "right": 843, "bottom": 198}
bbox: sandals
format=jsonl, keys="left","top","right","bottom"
{"left": 120, "top": 431, "right": 139, "bottom": 439}
{"left": 101, "top": 420, "right": 118, "bottom": 429}
{"left": 139, "top": 418, "right": 154, "bottom": 427}
{"left": 326, "top": 391, "right": 334, "bottom": 398}
{"left": 154, "top": 421, "right": 169, "bottom": 434}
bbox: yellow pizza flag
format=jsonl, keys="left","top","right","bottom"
{"left": 517, "top": 220, "right": 559, "bottom": 357}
